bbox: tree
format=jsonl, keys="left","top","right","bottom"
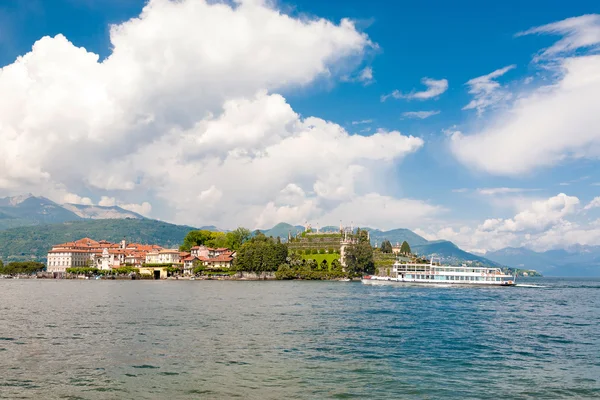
{"left": 380, "top": 240, "right": 393, "bottom": 253}
{"left": 400, "top": 241, "right": 412, "bottom": 255}
{"left": 344, "top": 238, "right": 374, "bottom": 277}
{"left": 226, "top": 227, "right": 251, "bottom": 250}
{"left": 180, "top": 230, "right": 217, "bottom": 251}
{"left": 0, "top": 261, "right": 45, "bottom": 275}
{"left": 206, "top": 232, "right": 228, "bottom": 248}
{"left": 320, "top": 259, "right": 328, "bottom": 270}
{"left": 233, "top": 233, "right": 288, "bottom": 273}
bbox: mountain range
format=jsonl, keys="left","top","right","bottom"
{"left": 483, "top": 246, "right": 600, "bottom": 277}
{"left": 2, "top": 195, "right": 599, "bottom": 275}
{"left": 0, "top": 194, "right": 144, "bottom": 230}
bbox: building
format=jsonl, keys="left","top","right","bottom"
{"left": 190, "top": 245, "right": 209, "bottom": 258}
{"left": 46, "top": 249, "right": 92, "bottom": 272}
{"left": 46, "top": 238, "right": 163, "bottom": 273}
{"left": 145, "top": 249, "right": 181, "bottom": 265}
{"left": 204, "top": 253, "right": 235, "bottom": 269}
{"left": 182, "top": 255, "right": 206, "bottom": 275}
{"left": 183, "top": 250, "right": 236, "bottom": 274}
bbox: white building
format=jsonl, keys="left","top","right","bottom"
{"left": 46, "top": 250, "right": 91, "bottom": 273}
{"left": 145, "top": 249, "right": 181, "bottom": 265}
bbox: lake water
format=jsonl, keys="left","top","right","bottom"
{"left": 1, "top": 278, "right": 599, "bottom": 399}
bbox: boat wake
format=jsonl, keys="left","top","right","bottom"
{"left": 515, "top": 284, "right": 547, "bottom": 288}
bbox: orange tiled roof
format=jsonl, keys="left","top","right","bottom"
{"left": 207, "top": 255, "right": 234, "bottom": 262}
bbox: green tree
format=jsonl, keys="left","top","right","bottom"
{"left": 320, "top": 259, "right": 328, "bottom": 270}
{"left": 192, "top": 259, "right": 205, "bottom": 275}
{"left": 400, "top": 241, "right": 412, "bottom": 254}
{"left": 0, "top": 261, "right": 45, "bottom": 275}
{"left": 344, "top": 237, "right": 374, "bottom": 277}
{"left": 180, "top": 230, "right": 217, "bottom": 251}
{"left": 206, "top": 231, "right": 228, "bottom": 248}
{"left": 225, "top": 227, "right": 251, "bottom": 250}
{"left": 233, "top": 233, "right": 288, "bottom": 273}
{"left": 380, "top": 240, "right": 393, "bottom": 253}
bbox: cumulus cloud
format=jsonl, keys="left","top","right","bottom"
{"left": 451, "top": 15, "right": 600, "bottom": 175}
{"left": 63, "top": 193, "right": 93, "bottom": 206}
{"left": 462, "top": 65, "right": 516, "bottom": 115}
{"left": 422, "top": 193, "right": 591, "bottom": 252}
{"left": 401, "top": 110, "right": 440, "bottom": 119}
{"left": 381, "top": 77, "right": 448, "bottom": 102}
{"left": 0, "top": 0, "right": 431, "bottom": 229}
{"left": 119, "top": 201, "right": 152, "bottom": 216}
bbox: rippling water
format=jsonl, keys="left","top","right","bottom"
{"left": 1, "top": 278, "right": 599, "bottom": 399}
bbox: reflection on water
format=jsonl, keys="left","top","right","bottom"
{"left": 0, "top": 279, "right": 599, "bottom": 399}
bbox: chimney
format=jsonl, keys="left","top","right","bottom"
{"left": 121, "top": 239, "right": 126, "bottom": 249}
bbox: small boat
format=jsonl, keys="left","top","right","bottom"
{"left": 339, "top": 278, "right": 351, "bottom": 282}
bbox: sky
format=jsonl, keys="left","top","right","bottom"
{"left": 0, "top": 0, "right": 599, "bottom": 253}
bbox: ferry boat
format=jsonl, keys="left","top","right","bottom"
{"left": 362, "top": 258, "right": 515, "bottom": 286}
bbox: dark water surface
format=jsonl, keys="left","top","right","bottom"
{"left": 1, "top": 278, "right": 599, "bottom": 399}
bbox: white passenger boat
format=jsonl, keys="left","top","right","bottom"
{"left": 362, "top": 259, "right": 515, "bottom": 286}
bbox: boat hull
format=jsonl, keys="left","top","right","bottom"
{"left": 361, "top": 277, "right": 515, "bottom": 287}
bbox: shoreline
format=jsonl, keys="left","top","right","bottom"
{"left": 0, "top": 274, "right": 358, "bottom": 282}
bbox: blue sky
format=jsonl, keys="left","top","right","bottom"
{"left": 0, "top": 0, "right": 599, "bottom": 252}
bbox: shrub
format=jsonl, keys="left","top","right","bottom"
{"left": 319, "top": 249, "right": 326, "bottom": 254}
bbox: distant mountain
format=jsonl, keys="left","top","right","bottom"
{"left": 62, "top": 204, "right": 145, "bottom": 220}
{"left": 0, "top": 219, "right": 197, "bottom": 262}
{"left": 0, "top": 194, "right": 153, "bottom": 230}
{"left": 485, "top": 246, "right": 600, "bottom": 276}
{"left": 0, "top": 194, "right": 81, "bottom": 230}
{"left": 198, "top": 225, "right": 225, "bottom": 232}
{"left": 259, "top": 222, "right": 304, "bottom": 238}
{"left": 413, "top": 240, "right": 501, "bottom": 267}
{"left": 367, "top": 228, "right": 429, "bottom": 247}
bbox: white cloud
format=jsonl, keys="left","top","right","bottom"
{"left": 63, "top": 193, "right": 93, "bottom": 206}
{"left": 516, "top": 14, "right": 600, "bottom": 61}
{"left": 98, "top": 196, "right": 117, "bottom": 207}
{"left": 584, "top": 196, "right": 600, "bottom": 210}
{"left": 477, "top": 187, "right": 540, "bottom": 196}
{"left": 0, "top": 0, "right": 434, "bottom": 230}
{"left": 381, "top": 77, "right": 448, "bottom": 102}
{"left": 401, "top": 110, "right": 440, "bottom": 119}
{"left": 119, "top": 201, "right": 152, "bottom": 216}
{"left": 451, "top": 15, "right": 600, "bottom": 175}
{"left": 451, "top": 55, "right": 600, "bottom": 175}
{"left": 317, "top": 193, "right": 443, "bottom": 231}
{"left": 481, "top": 193, "right": 579, "bottom": 233}
{"left": 133, "top": 93, "right": 425, "bottom": 227}
{"left": 341, "top": 66, "right": 374, "bottom": 85}
{"left": 351, "top": 119, "right": 372, "bottom": 125}
{"left": 462, "top": 65, "right": 516, "bottom": 115}
{"left": 358, "top": 66, "right": 374, "bottom": 84}
{"left": 422, "top": 193, "right": 590, "bottom": 252}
